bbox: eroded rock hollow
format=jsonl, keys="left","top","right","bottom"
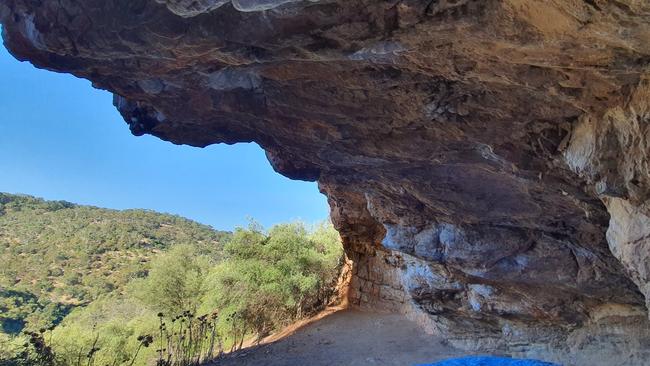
{"left": 2, "top": 0, "right": 650, "bottom": 364}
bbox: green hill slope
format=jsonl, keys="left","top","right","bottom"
{"left": 0, "top": 192, "right": 229, "bottom": 334}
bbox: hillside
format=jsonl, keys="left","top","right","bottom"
{"left": 0, "top": 193, "right": 343, "bottom": 366}
{"left": 0, "top": 192, "right": 229, "bottom": 335}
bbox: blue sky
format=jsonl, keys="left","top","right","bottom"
{"left": 0, "top": 42, "right": 329, "bottom": 230}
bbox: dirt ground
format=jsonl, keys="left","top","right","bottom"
{"left": 213, "top": 309, "right": 464, "bottom": 366}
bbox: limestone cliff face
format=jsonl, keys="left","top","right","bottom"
{"left": 2, "top": 0, "right": 650, "bottom": 364}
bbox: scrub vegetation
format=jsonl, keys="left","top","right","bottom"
{"left": 0, "top": 193, "right": 343, "bottom": 365}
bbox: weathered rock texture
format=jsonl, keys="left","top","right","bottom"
{"left": 2, "top": 1, "right": 650, "bottom": 364}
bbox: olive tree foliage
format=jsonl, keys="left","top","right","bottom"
{"left": 201, "top": 221, "right": 343, "bottom": 343}
{"left": 130, "top": 244, "right": 212, "bottom": 316}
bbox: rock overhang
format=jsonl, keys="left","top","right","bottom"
{"left": 2, "top": 1, "right": 650, "bottom": 364}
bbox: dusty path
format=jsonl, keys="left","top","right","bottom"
{"left": 213, "top": 309, "right": 464, "bottom": 366}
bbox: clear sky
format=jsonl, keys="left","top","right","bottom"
{"left": 0, "top": 42, "right": 329, "bottom": 231}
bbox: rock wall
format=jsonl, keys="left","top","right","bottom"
{"left": 2, "top": 1, "right": 650, "bottom": 364}
{"left": 564, "top": 80, "right": 650, "bottom": 315}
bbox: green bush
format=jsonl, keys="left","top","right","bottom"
{"left": 46, "top": 221, "right": 341, "bottom": 366}
{"left": 201, "top": 221, "right": 343, "bottom": 345}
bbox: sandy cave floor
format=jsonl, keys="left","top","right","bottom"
{"left": 212, "top": 309, "right": 469, "bottom": 366}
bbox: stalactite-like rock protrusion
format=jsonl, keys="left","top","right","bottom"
{"left": 2, "top": 1, "right": 650, "bottom": 364}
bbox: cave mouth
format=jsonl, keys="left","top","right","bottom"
{"left": 2, "top": 0, "right": 650, "bottom": 364}
{"left": 0, "top": 36, "right": 351, "bottom": 363}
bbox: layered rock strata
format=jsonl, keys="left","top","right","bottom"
{"left": 2, "top": 0, "right": 650, "bottom": 364}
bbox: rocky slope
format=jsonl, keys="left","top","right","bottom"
{"left": 2, "top": 1, "right": 650, "bottom": 364}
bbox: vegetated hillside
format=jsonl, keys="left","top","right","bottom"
{"left": 0, "top": 193, "right": 344, "bottom": 366}
{"left": 0, "top": 192, "right": 229, "bottom": 335}
{"left": 44, "top": 222, "right": 343, "bottom": 366}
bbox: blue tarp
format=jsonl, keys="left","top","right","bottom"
{"left": 419, "top": 356, "right": 561, "bottom": 366}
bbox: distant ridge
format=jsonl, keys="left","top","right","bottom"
{"left": 0, "top": 192, "right": 229, "bottom": 334}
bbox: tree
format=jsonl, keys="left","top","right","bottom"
{"left": 201, "top": 221, "right": 343, "bottom": 341}
{"left": 132, "top": 245, "right": 210, "bottom": 316}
